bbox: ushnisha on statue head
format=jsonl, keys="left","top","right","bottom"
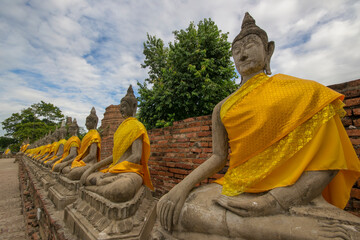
{"left": 120, "top": 85, "right": 138, "bottom": 118}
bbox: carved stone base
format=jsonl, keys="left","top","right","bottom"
{"left": 64, "top": 186, "right": 156, "bottom": 240}
{"left": 48, "top": 176, "right": 80, "bottom": 210}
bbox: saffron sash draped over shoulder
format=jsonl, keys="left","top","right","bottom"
{"left": 44, "top": 139, "right": 67, "bottom": 163}
{"left": 52, "top": 136, "right": 81, "bottom": 170}
{"left": 216, "top": 73, "right": 360, "bottom": 209}
{"left": 71, "top": 129, "right": 101, "bottom": 168}
{"left": 101, "top": 117, "right": 154, "bottom": 190}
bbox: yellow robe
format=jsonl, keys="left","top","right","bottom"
{"left": 44, "top": 139, "right": 67, "bottom": 163}
{"left": 52, "top": 136, "right": 81, "bottom": 170}
{"left": 5, "top": 148, "right": 10, "bottom": 155}
{"left": 216, "top": 73, "right": 360, "bottom": 209}
{"left": 71, "top": 129, "right": 101, "bottom": 168}
{"left": 41, "top": 142, "right": 58, "bottom": 161}
{"left": 101, "top": 117, "right": 154, "bottom": 190}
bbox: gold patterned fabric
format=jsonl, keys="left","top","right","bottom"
{"left": 71, "top": 129, "right": 101, "bottom": 168}
{"left": 101, "top": 117, "right": 154, "bottom": 190}
{"left": 215, "top": 73, "right": 360, "bottom": 209}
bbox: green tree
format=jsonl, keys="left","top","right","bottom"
{"left": 2, "top": 101, "right": 64, "bottom": 152}
{"left": 0, "top": 136, "right": 17, "bottom": 152}
{"left": 138, "top": 18, "right": 238, "bottom": 129}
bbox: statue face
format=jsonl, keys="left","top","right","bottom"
{"left": 120, "top": 101, "right": 133, "bottom": 118}
{"left": 85, "top": 117, "right": 96, "bottom": 130}
{"left": 232, "top": 34, "right": 267, "bottom": 77}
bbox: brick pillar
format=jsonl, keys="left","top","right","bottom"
{"left": 99, "top": 104, "right": 124, "bottom": 159}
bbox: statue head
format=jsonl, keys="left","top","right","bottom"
{"left": 66, "top": 116, "right": 72, "bottom": 126}
{"left": 232, "top": 12, "right": 275, "bottom": 78}
{"left": 68, "top": 118, "right": 79, "bottom": 136}
{"left": 120, "top": 85, "right": 137, "bottom": 118}
{"left": 85, "top": 107, "right": 98, "bottom": 130}
{"left": 59, "top": 120, "right": 67, "bottom": 139}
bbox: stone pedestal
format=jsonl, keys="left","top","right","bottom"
{"left": 64, "top": 186, "right": 156, "bottom": 240}
{"left": 48, "top": 176, "right": 80, "bottom": 210}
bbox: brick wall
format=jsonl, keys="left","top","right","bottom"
{"left": 147, "top": 115, "right": 227, "bottom": 197}
{"left": 328, "top": 79, "right": 360, "bottom": 215}
{"left": 99, "top": 104, "right": 124, "bottom": 159}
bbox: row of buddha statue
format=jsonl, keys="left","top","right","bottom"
{"left": 18, "top": 12, "right": 360, "bottom": 240}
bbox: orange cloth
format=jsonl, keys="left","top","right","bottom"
{"left": 101, "top": 117, "right": 154, "bottom": 190}
{"left": 52, "top": 136, "right": 81, "bottom": 170}
{"left": 71, "top": 129, "right": 101, "bottom": 168}
{"left": 215, "top": 73, "right": 360, "bottom": 209}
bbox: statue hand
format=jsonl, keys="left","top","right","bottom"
{"left": 157, "top": 185, "right": 188, "bottom": 232}
{"left": 215, "top": 193, "right": 284, "bottom": 217}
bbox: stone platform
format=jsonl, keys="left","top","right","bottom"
{"left": 64, "top": 186, "right": 156, "bottom": 240}
{"left": 48, "top": 176, "right": 80, "bottom": 210}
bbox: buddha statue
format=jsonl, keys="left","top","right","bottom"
{"left": 80, "top": 85, "right": 154, "bottom": 203}
{"left": 51, "top": 119, "right": 81, "bottom": 172}
{"left": 61, "top": 107, "right": 101, "bottom": 180}
{"left": 153, "top": 12, "right": 360, "bottom": 240}
{"left": 43, "top": 121, "right": 70, "bottom": 167}
{"left": 34, "top": 132, "right": 54, "bottom": 161}
{"left": 42, "top": 121, "right": 68, "bottom": 164}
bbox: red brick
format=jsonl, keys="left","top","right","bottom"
{"left": 186, "top": 132, "right": 197, "bottom": 138}
{"left": 343, "top": 89, "right": 360, "bottom": 99}
{"left": 184, "top": 117, "right": 196, "bottom": 123}
{"left": 345, "top": 108, "right": 353, "bottom": 116}
{"left": 345, "top": 97, "right": 360, "bottom": 107}
{"left": 351, "top": 188, "right": 360, "bottom": 200}
{"left": 351, "top": 138, "right": 360, "bottom": 145}
{"left": 180, "top": 126, "right": 202, "bottom": 133}
{"left": 169, "top": 168, "right": 190, "bottom": 174}
{"left": 354, "top": 119, "right": 360, "bottom": 127}
{"left": 342, "top": 117, "right": 352, "bottom": 127}
{"left": 175, "top": 163, "right": 193, "bottom": 170}
{"left": 353, "top": 108, "right": 360, "bottom": 116}
{"left": 197, "top": 132, "right": 212, "bottom": 137}
{"left": 346, "top": 129, "right": 360, "bottom": 136}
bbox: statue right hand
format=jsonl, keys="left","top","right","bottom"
{"left": 157, "top": 185, "right": 188, "bottom": 232}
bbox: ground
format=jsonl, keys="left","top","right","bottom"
{"left": 0, "top": 158, "right": 26, "bottom": 239}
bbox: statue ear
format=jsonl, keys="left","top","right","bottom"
{"left": 265, "top": 41, "right": 275, "bottom": 75}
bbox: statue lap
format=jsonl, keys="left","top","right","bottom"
{"left": 86, "top": 172, "right": 143, "bottom": 203}
{"left": 158, "top": 183, "right": 360, "bottom": 240}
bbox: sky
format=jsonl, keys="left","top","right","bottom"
{"left": 0, "top": 0, "right": 359, "bottom": 136}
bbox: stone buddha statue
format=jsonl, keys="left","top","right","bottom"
{"left": 61, "top": 107, "right": 101, "bottom": 180}
{"left": 42, "top": 121, "right": 68, "bottom": 164}
{"left": 153, "top": 12, "right": 360, "bottom": 240}
{"left": 80, "top": 85, "right": 154, "bottom": 203}
{"left": 34, "top": 132, "right": 55, "bottom": 161}
{"left": 51, "top": 119, "right": 81, "bottom": 172}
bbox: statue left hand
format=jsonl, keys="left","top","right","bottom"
{"left": 215, "top": 193, "right": 284, "bottom": 217}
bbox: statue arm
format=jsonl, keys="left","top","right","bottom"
{"left": 269, "top": 170, "right": 338, "bottom": 210}
{"left": 158, "top": 101, "right": 229, "bottom": 231}
{"left": 82, "top": 142, "right": 98, "bottom": 163}
{"left": 56, "top": 144, "right": 64, "bottom": 156}
{"left": 80, "top": 155, "right": 113, "bottom": 185}
{"left": 61, "top": 146, "right": 78, "bottom": 163}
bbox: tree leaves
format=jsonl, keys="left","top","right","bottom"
{"left": 1, "top": 101, "right": 64, "bottom": 151}
{"left": 138, "top": 18, "right": 238, "bottom": 129}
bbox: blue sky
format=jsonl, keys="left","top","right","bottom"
{"left": 0, "top": 0, "right": 359, "bottom": 136}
